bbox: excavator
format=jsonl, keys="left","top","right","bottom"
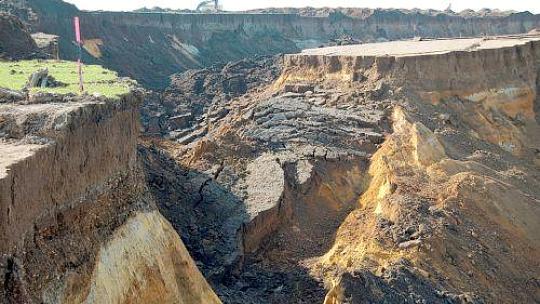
{"left": 196, "top": 0, "right": 220, "bottom": 12}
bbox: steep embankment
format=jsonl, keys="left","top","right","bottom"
{"left": 2, "top": 0, "right": 540, "bottom": 88}
{"left": 0, "top": 91, "right": 220, "bottom": 303}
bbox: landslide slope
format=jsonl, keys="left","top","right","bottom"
{"left": 287, "top": 36, "right": 540, "bottom": 303}
{"left": 143, "top": 34, "right": 540, "bottom": 303}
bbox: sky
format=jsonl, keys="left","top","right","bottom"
{"left": 64, "top": 0, "right": 540, "bottom": 14}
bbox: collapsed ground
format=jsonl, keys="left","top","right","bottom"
{"left": 1, "top": 2, "right": 539, "bottom": 302}
{"left": 139, "top": 35, "right": 540, "bottom": 304}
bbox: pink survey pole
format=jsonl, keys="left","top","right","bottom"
{"left": 73, "top": 16, "right": 84, "bottom": 92}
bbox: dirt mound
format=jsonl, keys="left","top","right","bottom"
{"left": 141, "top": 55, "right": 282, "bottom": 138}
{"left": 0, "top": 13, "right": 39, "bottom": 59}
{"left": 169, "top": 56, "right": 281, "bottom": 97}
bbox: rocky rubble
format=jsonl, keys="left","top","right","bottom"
{"left": 244, "top": 94, "right": 387, "bottom": 153}
{"left": 24, "top": 68, "right": 65, "bottom": 89}
{"left": 141, "top": 55, "right": 282, "bottom": 139}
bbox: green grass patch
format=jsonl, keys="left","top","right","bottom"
{"left": 0, "top": 60, "right": 132, "bottom": 98}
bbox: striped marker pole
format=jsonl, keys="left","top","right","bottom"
{"left": 73, "top": 16, "right": 84, "bottom": 93}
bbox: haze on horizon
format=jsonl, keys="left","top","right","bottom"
{"left": 64, "top": 0, "right": 540, "bottom": 14}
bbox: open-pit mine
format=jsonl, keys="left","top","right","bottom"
{"left": 0, "top": 0, "right": 539, "bottom": 303}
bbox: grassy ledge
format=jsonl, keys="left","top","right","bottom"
{"left": 0, "top": 60, "right": 132, "bottom": 98}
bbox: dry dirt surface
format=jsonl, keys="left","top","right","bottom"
{"left": 142, "top": 34, "right": 540, "bottom": 304}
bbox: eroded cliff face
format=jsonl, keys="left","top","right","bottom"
{"left": 0, "top": 95, "right": 140, "bottom": 253}
{"left": 58, "top": 11, "right": 540, "bottom": 89}
{"left": 283, "top": 35, "right": 540, "bottom": 158}
{"left": 0, "top": 92, "right": 220, "bottom": 304}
